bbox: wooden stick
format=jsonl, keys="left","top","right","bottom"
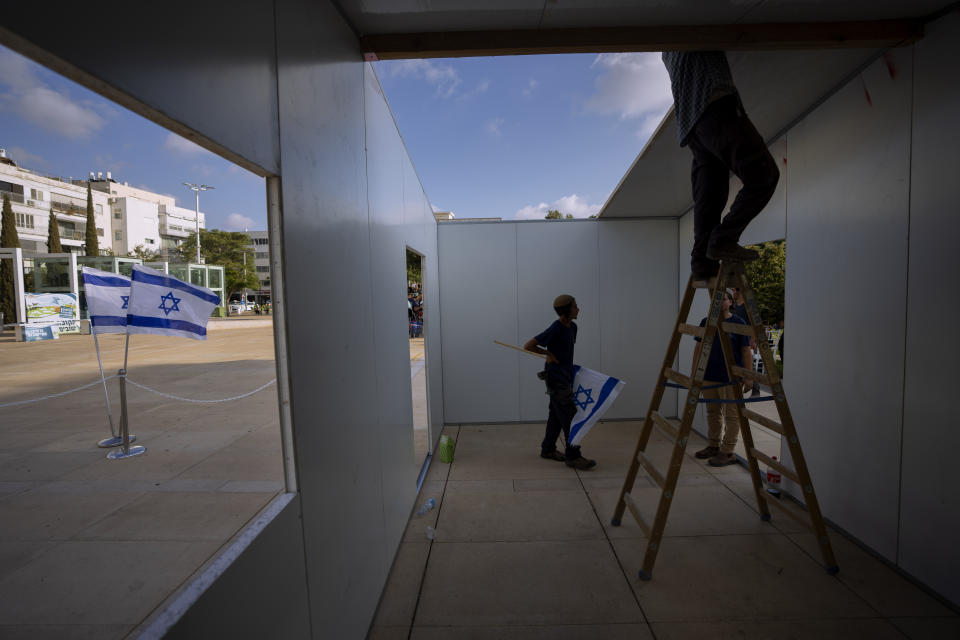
{"left": 493, "top": 340, "right": 547, "bottom": 359}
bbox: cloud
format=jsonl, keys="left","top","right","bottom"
{"left": 514, "top": 194, "right": 602, "bottom": 220}
{"left": 485, "top": 117, "right": 504, "bottom": 136}
{"left": 8, "top": 146, "right": 44, "bottom": 168}
{"left": 0, "top": 48, "right": 109, "bottom": 139}
{"left": 223, "top": 213, "right": 256, "bottom": 231}
{"left": 378, "top": 59, "right": 461, "bottom": 98}
{"left": 585, "top": 53, "right": 673, "bottom": 138}
{"left": 521, "top": 78, "right": 538, "bottom": 97}
{"left": 164, "top": 133, "right": 212, "bottom": 155}
{"left": 458, "top": 79, "right": 490, "bottom": 101}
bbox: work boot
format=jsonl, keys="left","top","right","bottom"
{"left": 566, "top": 456, "right": 597, "bottom": 470}
{"left": 694, "top": 445, "right": 719, "bottom": 459}
{"left": 706, "top": 243, "right": 759, "bottom": 262}
{"left": 540, "top": 450, "right": 565, "bottom": 462}
{"left": 708, "top": 452, "right": 737, "bottom": 467}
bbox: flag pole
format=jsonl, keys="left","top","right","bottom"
{"left": 94, "top": 330, "right": 135, "bottom": 448}
{"left": 493, "top": 340, "right": 547, "bottom": 359}
{"left": 107, "top": 318, "right": 145, "bottom": 459}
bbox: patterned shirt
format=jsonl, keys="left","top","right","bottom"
{"left": 661, "top": 51, "right": 739, "bottom": 146}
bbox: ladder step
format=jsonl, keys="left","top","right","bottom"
{"left": 678, "top": 323, "right": 706, "bottom": 338}
{"left": 650, "top": 411, "right": 678, "bottom": 440}
{"left": 691, "top": 277, "right": 716, "bottom": 289}
{"left": 664, "top": 369, "right": 692, "bottom": 388}
{"left": 731, "top": 366, "right": 770, "bottom": 385}
{"left": 622, "top": 493, "right": 652, "bottom": 537}
{"left": 720, "top": 321, "right": 755, "bottom": 337}
{"left": 742, "top": 408, "right": 784, "bottom": 435}
{"left": 762, "top": 492, "right": 814, "bottom": 530}
{"left": 749, "top": 448, "right": 800, "bottom": 484}
{"left": 636, "top": 451, "right": 666, "bottom": 488}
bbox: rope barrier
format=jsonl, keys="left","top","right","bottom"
{"left": 125, "top": 378, "right": 276, "bottom": 404}
{"left": 0, "top": 376, "right": 276, "bottom": 408}
{"left": 0, "top": 375, "right": 119, "bottom": 408}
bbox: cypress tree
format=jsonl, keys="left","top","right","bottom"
{"left": 84, "top": 183, "right": 99, "bottom": 256}
{"left": 47, "top": 205, "right": 63, "bottom": 253}
{"left": 1, "top": 192, "right": 22, "bottom": 323}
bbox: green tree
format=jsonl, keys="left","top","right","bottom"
{"left": 1, "top": 193, "right": 21, "bottom": 323}
{"left": 176, "top": 229, "right": 259, "bottom": 299}
{"left": 545, "top": 209, "right": 574, "bottom": 220}
{"left": 406, "top": 250, "right": 422, "bottom": 287}
{"left": 127, "top": 244, "right": 157, "bottom": 261}
{"left": 47, "top": 206, "right": 63, "bottom": 253}
{"left": 744, "top": 240, "right": 786, "bottom": 325}
{"left": 84, "top": 183, "right": 99, "bottom": 256}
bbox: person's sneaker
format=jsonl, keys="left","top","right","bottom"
{"left": 694, "top": 445, "right": 719, "bottom": 459}
{"left": 540, "top": 450, "right": 565, "bottom": 462}
{"left": 708, "top": 452, "right": 737, "bottom": 467}
{"left": 566, "top": 456, "right": 597, "bottom": 470}
{"left": 706, "top": 243, "right": 759, "bottom": 262}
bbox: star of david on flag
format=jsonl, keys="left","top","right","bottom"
{"left": 568, "top": 365, "right": 626, "bottom": 446}
{"left": 81, "top": 266, "right": 131, "bottom": 335}
{"left": 125, "top": 265, "right": 220, "bottom": 340}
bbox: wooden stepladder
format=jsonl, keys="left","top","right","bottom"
{"left": 611, "top": 260, "right": 838, "bottom": 580}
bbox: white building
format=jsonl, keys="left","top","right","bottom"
{"left": 247, "top": 229, "right": 271, "bottom": 301}
{"left": 0, "top": 152, "right": 205, "bottom": 258}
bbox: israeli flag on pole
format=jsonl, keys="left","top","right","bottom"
{"left": 81, "top": 266, "right": 130, "bottom": 335}
{"left": 126, "top": 265, "right": 220, "bottom": 340}
{"left": 569, "top": 365, "right": 626, "bottom": 446}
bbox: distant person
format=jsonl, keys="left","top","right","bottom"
{"left": 524, "top": 295, "right": 596, "bottom": 470}
{"left": 732, "top": 287, "right": 759, "bottom": 397}
{"left": 662, "top": 51, "right": 780, "bottom": 280}
{"left": 692, "top": 289, "right": 752, "bottom": 467}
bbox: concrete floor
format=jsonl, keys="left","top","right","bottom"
{"left": 0, "top": 321, "right": 282, "bottom": 639}
{"left": 369, "top": 421, "right": 959, "bottom": 639}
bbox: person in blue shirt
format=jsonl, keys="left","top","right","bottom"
{"left": 523, "top": 295, "right": 597, "bottom": 470}
{"left": 691, "top": 289, "right": 753, "bottom": 466}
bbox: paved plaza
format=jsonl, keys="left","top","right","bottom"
{"left": 0, "top": 320, "right": 282, "bottom": 638}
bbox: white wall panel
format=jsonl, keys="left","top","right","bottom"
{"left": 598, "top": 220, "right": 678, "bottom": 419}
{"left": 364, "top": 64, "right": 421, "bottom": 560}
{"left": 439, "top": 223, "right": 520, "bottom": 423}
{"left": 517, "top": 222, "right": 601, "bottom": 422}
{"left": 740, "top": 137, "right": 788, "bottom": 247}
{"left": 899, "top": 11, "right": 960, "bottom": 606}
{"left": 784, "top": 49, "right": 912, "bottom": 561}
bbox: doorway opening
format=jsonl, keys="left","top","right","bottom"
{"left": 406, "top": 247, "right": 430, "bottom": 476}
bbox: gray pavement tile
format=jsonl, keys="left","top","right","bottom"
{"left": 0, "top": 625, "right": 134, "bottom": 640}
{"left": 373, "top": 542, "right": 431, "bottom": 627}
{"left": 410, "top": 623, "right": 654, "bottom": 639}
{"left": 416, "top": 540, "right": 644, "bottom": 627}
{"left": 0, "top": 451, "right": 103, "bottom": 483}
{"left": 612, "top": 535, "right": 876, "bottom": 622}
{"left": 788, "top": 532, "right": 958, "bottom": 618}
{"left": 651, "top": 618, "right": 905, "bottom": 639}
{"left": 889, "top": 617, "right": 960, "bottom": 639}
{"left": 0, "top": 540, "right": 221, "bottom": 625}
{"left": 75, "top": 491, "right": 275, "bottom": 541}
{"left": 0, "top": 489, "right": 142, "bottom": 541}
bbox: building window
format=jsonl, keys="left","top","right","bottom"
{"left": 115, "top": 231, "right": 123, "bottom": 241}
{"left": 256, "top": 266, "right": 270, "bottom": 273}
{"left": 15, "top": 213, "right": 35, "bottom": 229}
{"left": 113, "top": 211, "right": 122, "bottom": 219}
{"left": 95, "top": 204, "right": 103, "bottom": 215}
{"left": 255, "top": 252, "right": 269, "bottom": 259}
{"left": 145, "top": 238, "right": 155, "bottom": 245}
{"left": 97, "top": 228, "right": 104, "bottom": 236}
{"left": 30, "top": 188, "right": 44, "bottom": 201}
{"left": 254, "top": 237, "right": 268, "bottom": 245}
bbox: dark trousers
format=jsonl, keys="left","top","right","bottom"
{"left": 687, "top": 95, "right": 780, "bottom": 270}
{"left": 541, "top": 376, "right": 581, "bottom": 461}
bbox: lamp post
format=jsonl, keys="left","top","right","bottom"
{"left": 182, "top": 182, "right": 213, "bottom": 263}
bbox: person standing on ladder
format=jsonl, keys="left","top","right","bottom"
{"left": 661, "top": 51, "right": 780, "bottom": 280}
{"left": 692, "top": 289, "right": 752, "bottom": 467}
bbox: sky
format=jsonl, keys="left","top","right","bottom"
{"left": 1, "top": 43, "right": 675, "bottom": 226}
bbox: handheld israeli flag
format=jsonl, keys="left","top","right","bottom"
{"left": 126, "top": 264, "right": 220, "bottom": 340}
{"left": 569, "top": 365, "right": 626, "bottom": 446}
{"left": 81, "top": 266, "right": 131, "bottom": 335}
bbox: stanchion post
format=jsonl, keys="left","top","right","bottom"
{"left": 107, "top": 368, "right": 146, "bottom": 460}
{"left": 95, "top": 332, "right": 135, "bottom": 449}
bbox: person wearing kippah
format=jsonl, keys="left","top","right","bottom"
{"left": 523, "top": 295, "right": 597, "bottom": 470}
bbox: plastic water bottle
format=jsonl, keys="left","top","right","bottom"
{"left": 766, "top": 457, "right": 782, "bottom": 497}
{"left": 425, "top": 525, "right": 437, "bottom": 540}
{"left": 416, "top": 497, "right": 436, "bottom": 516}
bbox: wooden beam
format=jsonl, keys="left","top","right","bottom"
{"left": 361, "top": 19, "right": 923, "bottom": 60}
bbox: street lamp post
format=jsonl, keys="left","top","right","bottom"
{"left": 183, "top": 182, "right": 214, "bottom": 263}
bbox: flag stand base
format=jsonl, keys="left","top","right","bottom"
{"left": 98, "top": 435, "right": 136, "bottom": 448}
{"left": 107, "top": 444, "right": 146, "bottom": 459}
